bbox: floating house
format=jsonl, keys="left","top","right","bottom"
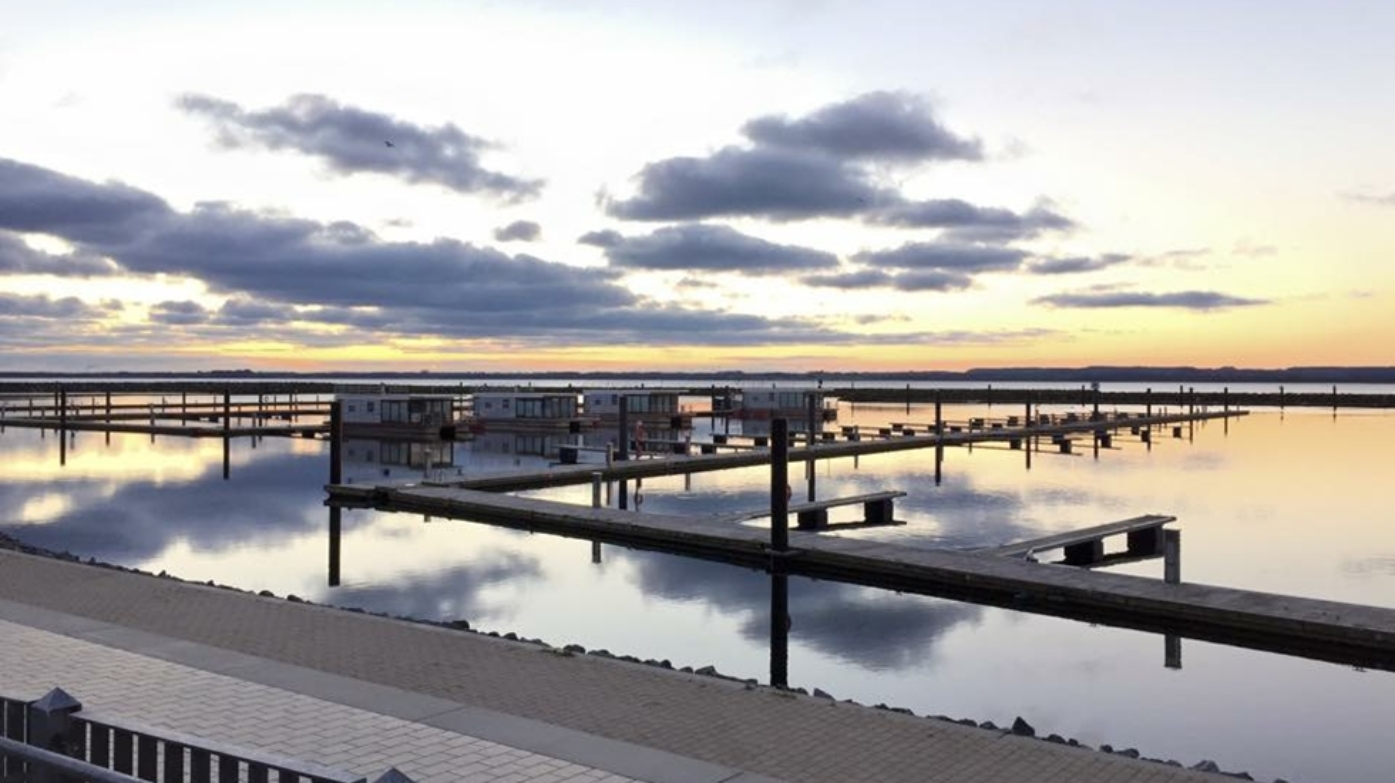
{"left": 582, "top": 389, "right": 689, "bottom": 428}
{"left": 469, "top": 390, "right": 586, "bottom": 430}
{"left": 726, "top": 388, "right": 838, "bottom": 420}
{"left": 336, "top": 391, "right": 459, "bottom": 438}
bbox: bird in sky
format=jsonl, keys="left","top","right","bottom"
{"left": 384, "top": 140, "right": 395, "bottom": 148}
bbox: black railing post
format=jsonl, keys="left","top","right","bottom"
{"left": 329, "top": 401, "right": 343, "bottom": 486}
{"left": 27, "top": 687, "right": 83, "bottom": 783}
{"left": 617, "top": 396, "right": 629, "bottom": 510}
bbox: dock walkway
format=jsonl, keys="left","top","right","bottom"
{"left": 329, "top": 485, "right": 1395, "bottom": 670}
{"left": 0, "top": 548, "right": 1227, "bottom": 783}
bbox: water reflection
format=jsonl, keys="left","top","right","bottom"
{"left": 4, "top": 408, "right": 1395, "bottom": 783}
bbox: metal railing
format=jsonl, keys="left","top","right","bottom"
{"left": 1, "top": 688, "right": 415, "bottom": 783}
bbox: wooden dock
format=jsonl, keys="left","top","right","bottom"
{"left": 326, "top": 483, "right": 1395, "bottom": 670}
{"left": 435, "top": 409, "right": 1246, "bottom": 492}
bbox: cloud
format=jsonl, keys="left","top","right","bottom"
{"left": 0, "top": 157, "right": 881, "bottom": 348}
{"left": 591, "top": 224, "right": 838, "bottom": 275}
{"left": 577, "top": 229, "right": 624, "bottom": 248}
{"left": 177, "top": 93, "right": 542, "bottom": 200}
{"left": 0, "top": 232, "right": 118, "bottom": 277}
{"left": 740, "top": 91, "right": 982, "bottom": 163}
{"left": 854, "top": 242, "right": 1027, "bottom": 272}
{"left": 869, "top": 200, "right": 1073, "bottom": 242}
{"left": 0, "top": 159, "right": 169, "bottom": 244}
{"left": 149, "top": 300, "right": 209, "bottom": 325}
{"left": 892, "top": 269, "right": 975, "bottom": 291}
{"left": 493, "top": 220, "right": 541, "bottom": 242}
{"left": 1026, "top": 253, "right": 1130, "bottom": 274}
{"left": 1032, "top": 290, "right": 1268, "bottom": 310}
{"left": 607, "top": 146, "right": 892, "bottom": 221}
{"left": 801, "top": 269, "right": 897, "bottom": 289}
{"left": 606, "top": 91, "right": 1012, "bottom": 224}
{"left": 213, "top": 298, "right": 298, "bottom": 325}
{"left": 0, "top": 293, "right": 112, "bottom": 319}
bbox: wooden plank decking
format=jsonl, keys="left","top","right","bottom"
{"left": 989, "top": 515, "right": 1175, "bottom": 557}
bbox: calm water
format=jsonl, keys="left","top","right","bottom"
{"left": 2, "top": 402, "right": 1393, "bottom": 783}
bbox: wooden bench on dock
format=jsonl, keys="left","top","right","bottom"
{"left": 989, "top": 514, "right": 1176, "bottom": 566}
{"left": 789, "top": 490, "right": 907, "bottom": 530}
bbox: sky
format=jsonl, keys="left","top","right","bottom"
{"left": 1, "top": 0, "right": 1392, "bottom": 372}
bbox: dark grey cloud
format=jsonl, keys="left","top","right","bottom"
{"left": 591, "top": 224, "right": 838, "bottom": 275}
{"left": 892, "top": 269, "right": 974, "bottom": 291}
{"left": 741, "top": 91, "right": 982, "bottom": 163}
{"left": 605, "top": 92, "right": 1076, "bottom": 236}
{"left": 214, "top": 298, "right": 297, "bottom": 325}
{"left": 149, "top": 300, "right": 209, "bottom": 325}
{"left": 0, "top": 293, "right": 111, "bottom": 319}
{"left": 801, "top": 269, "right": 897, "bottom": 289}
{"left": 0, "top": 158, "right": 869, "bottom": 348}
{"left": 854, "top": 242, "right": 1027, "bottom": 272}
{"left": 578, "top": 229, "right": 623, "bottom": 248}
{"left": 0, "top": 159, "right": 170, "bottom": 244}
{"left": 0, "top": 232, "right": 118, "bottom": 277}
{"left": 177, "top": 93, "right": 542, "bottom": 200}
{"left": 1032, "top": 290, "right": 1268, "bottom": 310}
{"left": 1026, "top": 253, "right": 1130, "bottom": 275}
{"left": 493, "top": 220, "right": 541, "bottom": 242}
{"left": 607, "top": 146, "right": 893, "bottom": 221}
{"left": 869, "top": 199, "right": 1073, "bottom": 242}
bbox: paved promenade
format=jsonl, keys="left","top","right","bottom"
{"left": 0, "top": 548, "right": 1227, "bottom": 783}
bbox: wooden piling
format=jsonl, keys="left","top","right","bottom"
{"left": 617, "top": 397, "right": 629, "bottom": 510}
{"left": 1164, "top": 528, "right": 1181, "bottom": 584}
{"left": 771, "top": 418, "right": 789, "bottom": 552}
{"left": 328, "top": 506, "right": 342, "bottom": 587}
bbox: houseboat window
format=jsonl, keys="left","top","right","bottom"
{"left": 366, "top": 401, "right": 375, "bottom": 413}
{"left": 347, "top": 403, "right": 357, "bottom": 413}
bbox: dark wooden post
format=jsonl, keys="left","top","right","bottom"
{"left": 770, "top": 417, "right": 789, "bottom": 553}
{"left": 1332, "top": 384, "right": 1338, "bottom": 414}
{"left": 805, "top": 393, "right": 817, "bottom": 502}
{"left": 181, "top": 390, "right": 187, "bottom": 425}
{"left": 904, "top": 383, "right": 910, "bottom": 415}
{"left": 1164, "top": 528, "right": 1181, "bottom": 584}
{"left": 1279, "top": 385, "right": 1285, "bottom": 411}
{"left": 223, "top": 390, "right": 231, "bottom": 434}
{"left": 617, "top": 396, "right": 629, "bottom": 510}
{"left": 1145, "top": 387, "right": 1152, "bottom": 420}
{"left": 1223, "top": 386, "right": 1229, "bottom": 414}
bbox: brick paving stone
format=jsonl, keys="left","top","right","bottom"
{"left": 0, "top": 549, "right": 1235, "bottom": 783}
{"left": 0, "top": 618, "right": 641, "bottom": 783}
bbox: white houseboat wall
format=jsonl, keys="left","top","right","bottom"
{"left": 582, "top": 389, "right": 690, "bottom": 428}
{"left": 733, "top": 388, "right": 838, "bottom": 421}
{"left": 469, "top": 391, "right": 586, "bottom": 431}
{"left": 336, "top": 392, "right": 459, "bottom": 438}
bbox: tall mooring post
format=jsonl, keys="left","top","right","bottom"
{"left": 769, "top": 417, "right": 790, "bottom": 690}
{"left": 329, "top": 400, "right": 342, "bottom": 486}
{"left": 617, "top": 396, "right": 629, "bottom": 510}
{"left": 805, "top": 393, "right": 817, "bottom": 502}
{"left": 1223, "top": 386, "right": 1229, "bottom": 414}
{"left": 770, "top": 417, "right": 789, "bottom": 553}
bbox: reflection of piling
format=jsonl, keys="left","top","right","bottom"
{"left": 771, "top": 418, "right": 789, "bottom": 552}
{"left": 592, "top": 473, "right": 604, "bottom": 563}
{"left": 59, "top": 387, "right": 67, "bottom": 467}
{"left": 328, "top": 506, "right": 342, "bottom": 587}
{"left": 770, "top": 567, "right": 789, "bottom": 689}
{"left": 1164, "top": 634, "right": 1182, "bottom": 669}
{"left": 181, "top": 391, "right": 187, "bottom": 425}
